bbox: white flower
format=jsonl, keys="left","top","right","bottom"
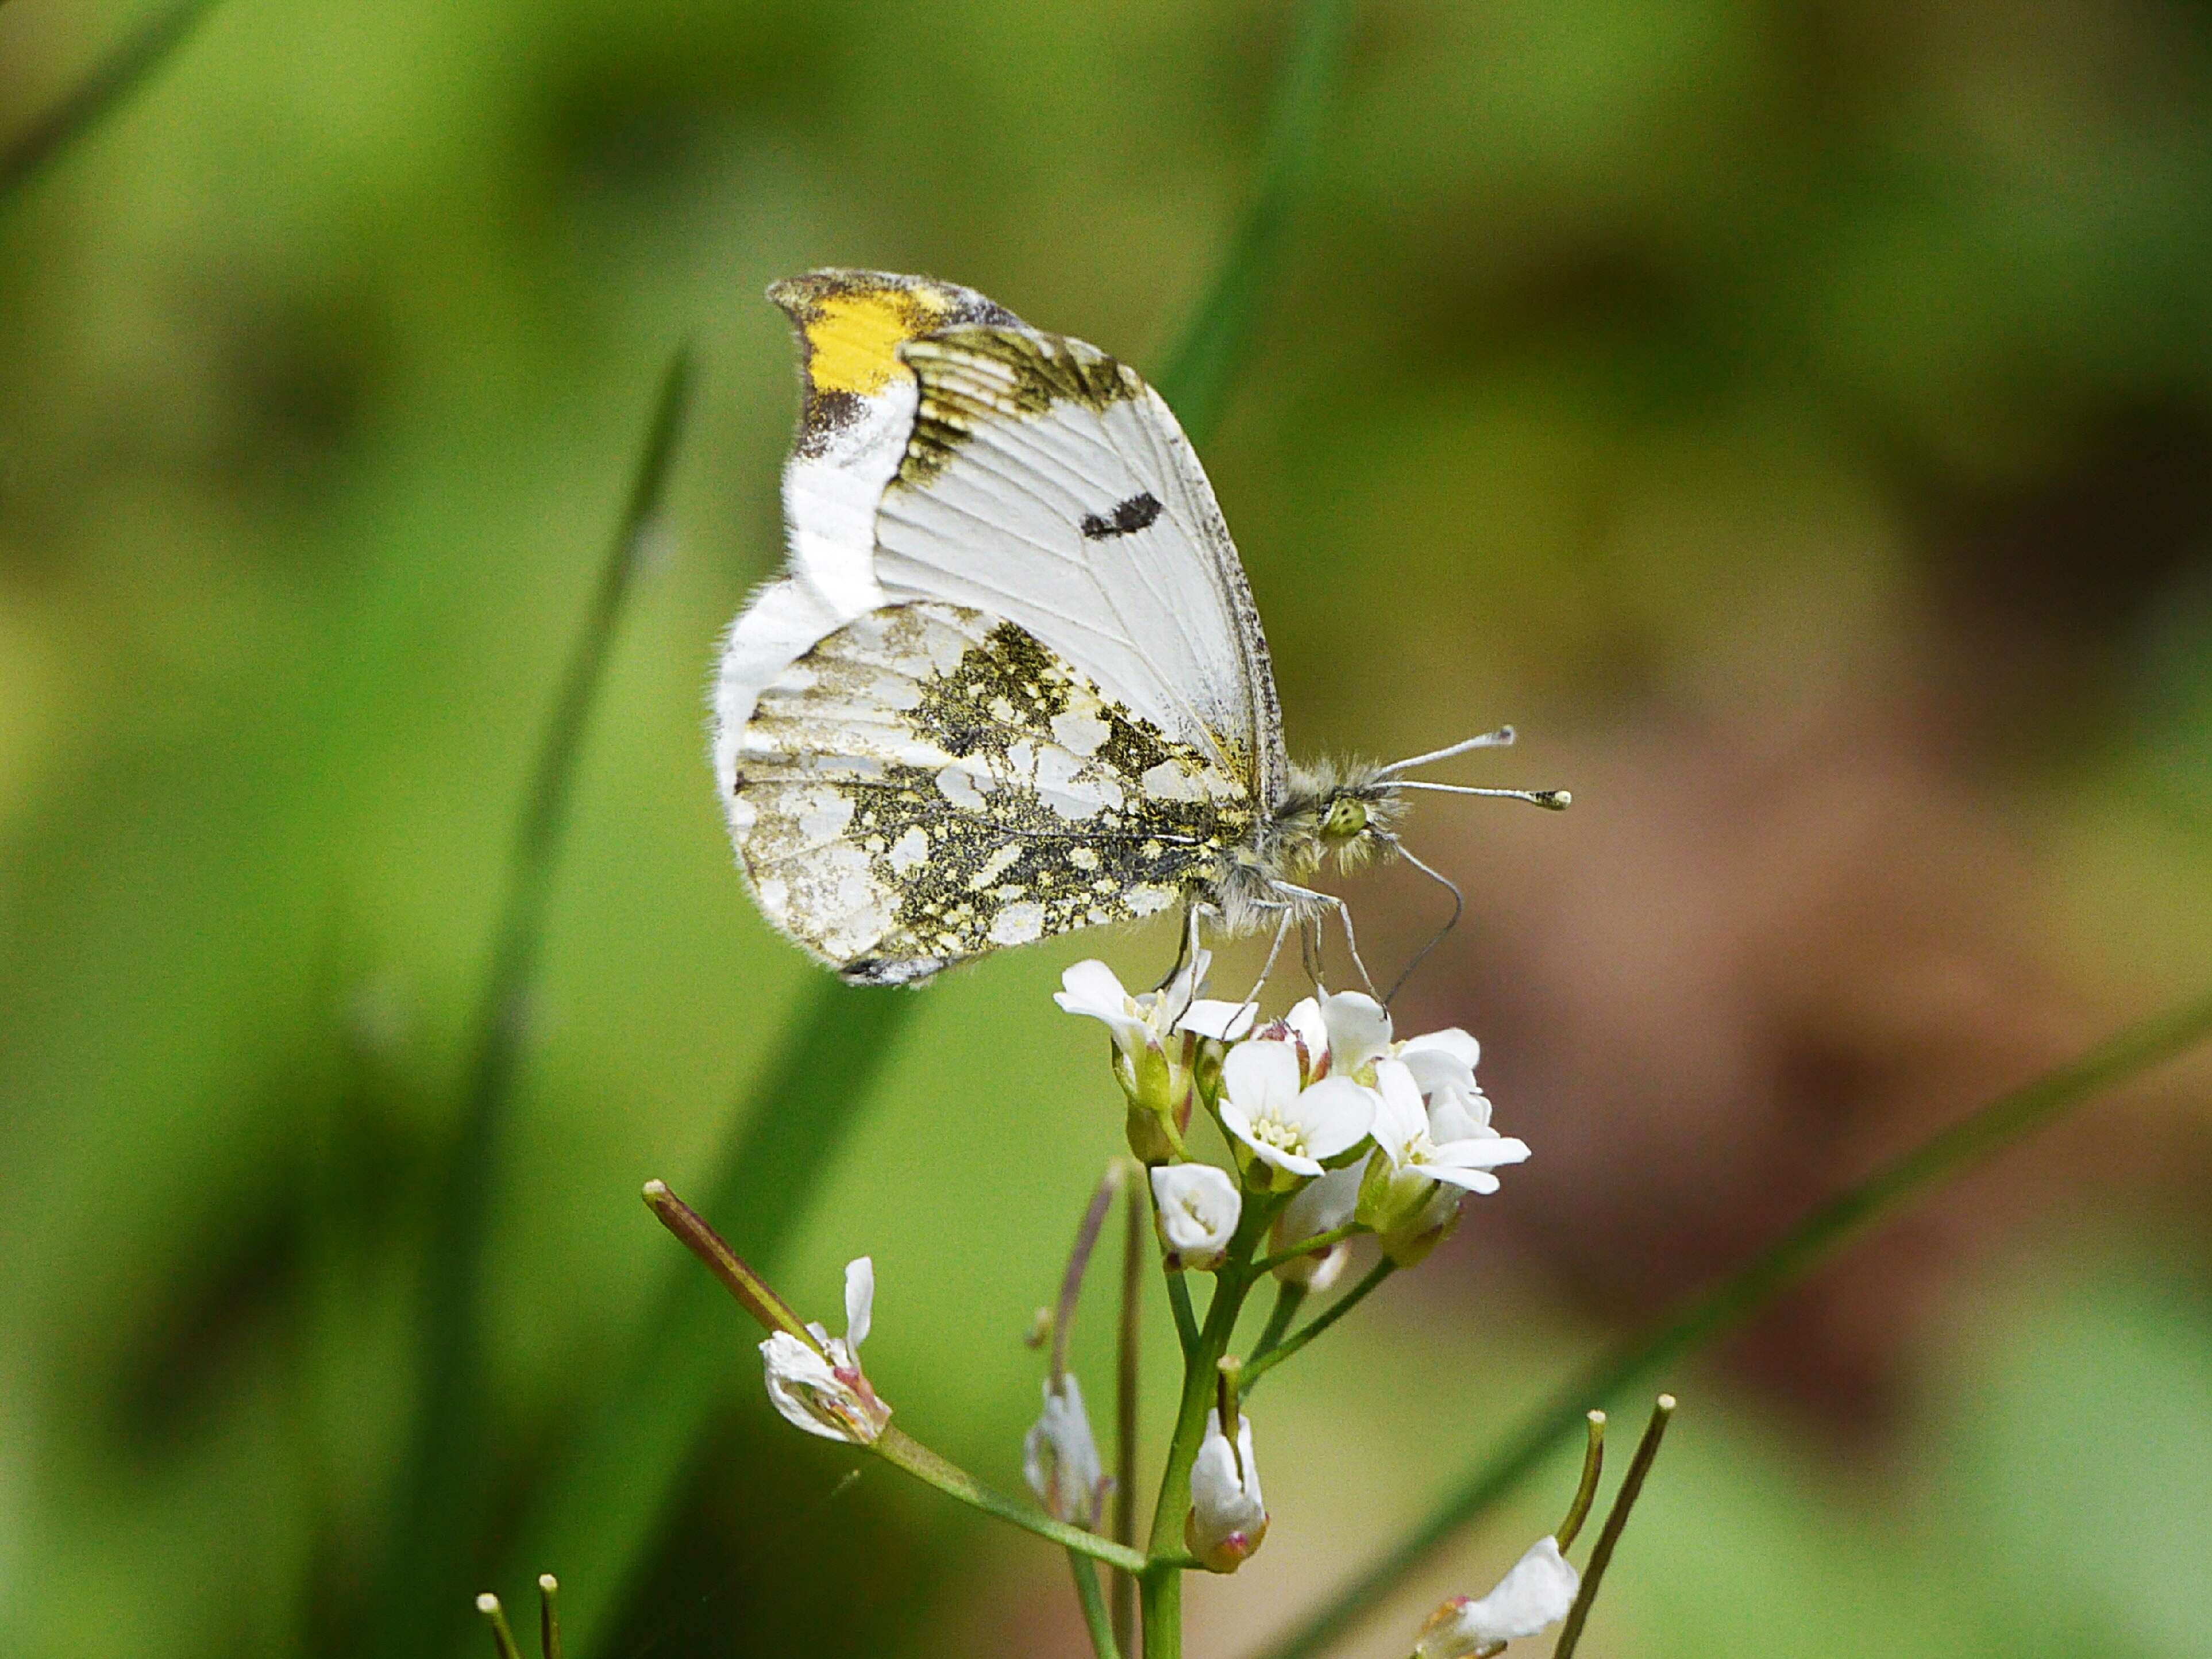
{"left": 1269, "top": 1164, "right": 1362, "bottom": 1290}
{"left": 1024, "top": 1373, "right": 1107, "bottom": 1526}
{"left": 1361, "top": 1059, "right": 1529, "bottom": 1259}
{"left": 1414, "top": 1537, "right": 1579, "bottom": 1656}
{"left": 1058, "top": 954, "right": 1246, "bottom": 1158}
{"left": 1218, "top": 1039, "right": 1374, "bottom": 1184}
{"left": 1152, "top": 1164, "right": 1242, "bottom": 1270}
{"left": 1316, "top": 990, "right": 1395, "bottom": 1079}
{"left": 1185, "top": 1408, "right": 1267, "bottom": 1571}
{"left": 758, "top": 1257, "right": 891, "bottom": 1445}
{"left": 1397, "top": 1027, "right": 1483, "bottom": 1117}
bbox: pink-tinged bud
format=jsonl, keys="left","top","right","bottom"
{"left": 1185, "top": 1408, "right": 1266, "bottom": 1573}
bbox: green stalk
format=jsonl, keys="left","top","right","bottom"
{"left": 1071, "top": 1552, "right": 1123, "bottom": 1659}
{"left": 375, "top": 352, "right": 692, "bottom": 1659}
{"left": 1248, "top": 984, "right": 2212, "bottom": 1659}
{"left": 0, "top": 0, "right": 226, "bottom": 203}
{"left": 1240, "top": 1261, "right": 1393, "bottom": 1391}
{"left": 1141, "top": 1192, "right": 1281, "bottom": 1659}
{"left": 874, "top": 1429, "right": 1149, "bottom": 1574}
{"left": 1114, "top": 1169, "right": 1146, "bottom": 1653}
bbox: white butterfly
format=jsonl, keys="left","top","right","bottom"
{"left": 712, "top": 270, "right": 1563, "bottom": 988}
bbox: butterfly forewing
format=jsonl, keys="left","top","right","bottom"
{"left": 873, "top": 325, "right": 1288, "bottom": 808}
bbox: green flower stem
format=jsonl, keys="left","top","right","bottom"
{"left": 1250, "top": 983, "right": 2212, "bottom": 1659}
{"left": 1551, "top": 1397, "right": 1673, "bottom": 1659}
{"left": 1255, "top": 1223, "right": 1360, "bottom": 1273}
{"left": 475, "top": 1595, "right": 524, "bottom": 1659}
{"left": 1070, "top": 1552, "right": 1122, "bottom": 1659}
{"left": 874, "top": 1427, "right": 1149, "bottom": 1575}
{"left": 537, "top": 1576, "right": 562, "bottom": 1659}
{"left": 1142, "top": 1193, "right": 1283, "bottom": 1659}
{"left": 639, "top": 1180, "right": 814, "bottom": 1345}
{"left": 644, "top": 1175, "right": 1148, "bottom": 1574}
{"left": 1240, "top": 1260, "right": 1395, "bottom": 1392}
{"left": 1552, "top": 1411, "right": 1606, "bottom": 1552}
{"left": 1114, "top": 1169, "right": 1146, "bottom": 1653}
{"left": 1053, "top": 1165, "right": 1126, "bottom": 1384}
{"left": 1247, "top": 1281, "right": 1308, "bottom": 1367}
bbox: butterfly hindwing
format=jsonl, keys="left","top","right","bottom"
{"left": 731, "top": 601, "right": 1259, "bottom": 984}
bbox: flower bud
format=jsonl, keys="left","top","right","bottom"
{"left": 1151, "top": 1163, "right": 1241, "bottom": 1271}
{"left": 757, "top": 1257, "right": 891, "bottom": 1445}
{"left": 1023, "top": 1373, "right": 1108, "bottom": 1527}
{"left": 1185, "top": 1408, "right": 1267, "bottom": 1572}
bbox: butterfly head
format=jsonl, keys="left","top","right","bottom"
{"left": 1273, "top": 760, "right": 1409, "bottom": 877}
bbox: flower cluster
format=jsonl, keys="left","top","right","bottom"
{"left": 1061, "top": 956, "right": 1530, "bottom": 1272}
{"left": 1056, "top": 954, "right": 1534, "bottom": 1573}
{"left": 672, "top": 944, "right": 1664, "bottom": 1659}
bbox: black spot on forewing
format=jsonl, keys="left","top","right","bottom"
{"left": 1081, "top": 492, "right": 1162, "bottom": 540}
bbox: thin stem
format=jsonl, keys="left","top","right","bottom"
{"left": 639, "top": 1180, "right": 814, "bottom": 1345}
{"left": 0, "top": 0, "right": 226, "bottom": 203}
{"left": 1053, "top": 1165, "right": 1126, "bottom": 1384}
{"left": 1246, "top": 983, "right": 2212, "bottom": 1659}
{"left": 1247, "top": 1282, "right": 1308, "bottom": 1367}
{"left": 1142, "top": 1195, "right": 1278, "bottom": 1659}
{"left": 376, "top": 351, "right": 692, "bottom": 1659}
{"left": 1553, "top": 1412, "right": 1606, "bottom": 1552}
{"left": 1552, "top": 1396, "right": 1675, "bottom": 1659}
{"left": 1114, "top": 1167, "right": 1144, "bottom": 1654}
{"left": 476, "top": 1596, "right": 524, "bottom": 1659}
{"left": 1255, "top": 1223, "right": 1359, "bottom": 1273}
{"left": 1240, "top": 1261, "right": 1395, "bottom": 1390}
{"left": 874, "top": 1428, "right": 1149, "bottom": 1575}
{"left": 538, "top": 1575, "right": 562, "bottom": 1659}
{"left": 1070, "top": 1552, "right": 1123, "bottom": 1659}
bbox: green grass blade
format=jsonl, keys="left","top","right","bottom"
{"left": 1249, "top": 983, "right": 2212, "bottom": 1659}
{"left": 371, "top": 351, "right": 694, "bottom": 1659}
{"left": 1154, "top": 0, "right": 1351, "bottom": 432}
{"left": 0, "top": 0, "right": 226, "bottom": 203}
{"left": 499, "top": 6, "right": 1354, "bottom": 1652}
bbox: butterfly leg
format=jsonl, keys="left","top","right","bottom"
{"left": 1238, "top": 901, "right": 1299, "bottom": 1010}
{"left": 1268, "top": 882, "right": 1379, "bottom": 1002}
{"left": 1155, "top": 900, "right": 1220, "bottom": 994}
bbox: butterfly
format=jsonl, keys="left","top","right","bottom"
{"left": 712, "top": 270, "right": 1564, "bottom": 989}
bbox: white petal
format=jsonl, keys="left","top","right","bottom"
{"left": 1320, "top": 991, "right": 1394, "bottom": 1076}
{"left": 1280, "top": 1164, "right": 1362, "bottom": 1238}
{"left": 1152, "top": 1164, "right": 1242, "bottom": 1256}
{"left": 1427, "top": 1092, "right": 1490, "bottom": 1145}
{"left": 1289, "top": 1075, "right": 1377, "bottom": 1160}
{"left": 1178, "top": 997, "right": 1257, "bottom": 1041}
{"left": 1423, "top": 1164, "right": 1501, "bottom": 1194}
{"left": 1223, "top": 1038, "right": 1302, "bottom": 1117}
{"left": 1367, "top": 1060, "right": 1429, "bottom": 1165}
{"left": 1398, "top": 1027, "right": 1479, "bottom": 1070}
{"left": 1283, "top": 998, "right": 1329, "bottom": 1069}
{"left": 1462, "top": 1536, "right": 1579, "bottom": 1641}
{"left": 843, "top": 1257, "right": 875, "bottom": 1352}
{"left": 1435, "top": 1134, "right": 1531, "bottom": 1172}
{"left": 1055, "top": 960, "right": 1152, "bottom": 1053}
{"left": 759, "top": 1332, "right": 855, "bottom": 1442}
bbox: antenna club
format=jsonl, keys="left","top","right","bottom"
{"left": 1539, "top": 790, "right": 1571, "bottom": 810}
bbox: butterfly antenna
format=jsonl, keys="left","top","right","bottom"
{"left": 1384, "top": 841, "right": 1464, "bottom": 1006}
{"left": 1394, "top": 780, "right": 1571, "bottom": 810}
{"left": 1376, "top": 726, "right": 1516, "bottom": 776}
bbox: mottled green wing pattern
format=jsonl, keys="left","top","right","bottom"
{"left": 728, "top": 601, "right": 1260, "bottom": 985}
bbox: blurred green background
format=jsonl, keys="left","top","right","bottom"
{"left": 5, "top": 0, "right": 2212, "bottom": 1656}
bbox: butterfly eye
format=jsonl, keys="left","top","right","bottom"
{"left": 1323, "top": 798, "right": 1369, "bottom": 840}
